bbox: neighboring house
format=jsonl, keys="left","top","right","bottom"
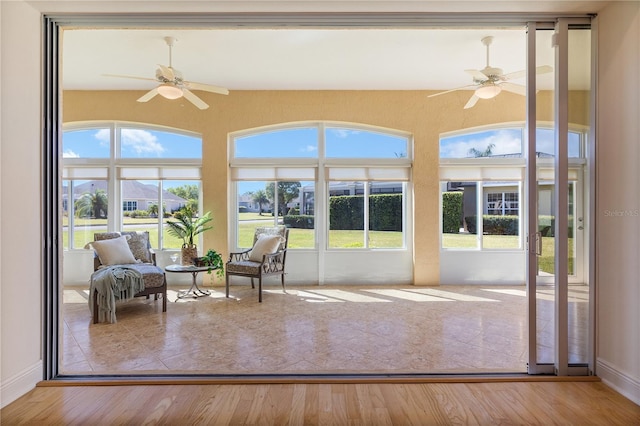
{"left": 444, "top": 152, "right": 558, "bottom": 232}
{"left": 62, "top": 180, "right": 188, "bottom": 215}
{"left": 238, "top": 192, "right": 271, "bottom": 213}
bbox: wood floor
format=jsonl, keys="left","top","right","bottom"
{"left": 2, "top": 380, "right": 639, "bottom": 424}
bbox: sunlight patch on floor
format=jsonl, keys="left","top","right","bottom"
{"left": 363, "top": 289, "right": 451, "bottom": 302}
{"left": 410, "top": 288, "right": 498, "bottom": 302}
{"left": 305, "top": 289, "right": 391, "bottom": 303}
{"left": 483, "top": 288, "right": 527, "bottom": 298}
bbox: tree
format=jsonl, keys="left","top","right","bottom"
{"left": 185, "top": 198, "right": 199, "bottom": 213}
{"left": 168, "top": 184, "right": 199, "bottom": 202}
{"left": 468, "top": 143, "right": 495, "bottom": 158}
{"left": 265, "top": 182, "right": 301, "bottom": 216}
{"left": 251, "top": 190, "right": 269, "bottom": 215}
{"left": 75, "top": 189, "right": 108, "bottom": 218}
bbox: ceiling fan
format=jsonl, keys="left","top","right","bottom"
{"left": 104, "top": 36, "right": 229, "bottom": 110}
{"left": 428, "top": 36, "right": 552, "bottom": 109}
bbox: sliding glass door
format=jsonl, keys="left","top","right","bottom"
{"left": 526, "top": 19, "right": 593, "bottom": 375}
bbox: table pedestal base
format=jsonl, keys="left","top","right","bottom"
{"left": 176, "top": 271, "right": 211, "bottom": 300}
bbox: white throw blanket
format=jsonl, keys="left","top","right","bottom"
{"left": 89, "top": 265, "right": 145, "bottom": 323}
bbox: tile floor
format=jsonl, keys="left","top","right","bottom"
{"left": 61, "top": 283, "right": 589, "bottom": 375}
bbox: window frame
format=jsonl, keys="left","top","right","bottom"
{"left": 439, "top": 123, "right": 587, "bottom": 252}
{"left": 62, "top": 121, "right": 203, "bottom": 250}
{"left": 230, "top": 121, "right": 413, "bottom": 252}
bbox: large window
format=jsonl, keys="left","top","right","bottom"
{"left": 231, "top": 122, "right": 411, "bottom": 251}
{"left": 440, "top": 125, "right": 586, "bottom": 251}
{"left": 62, "top": 123, "right": 202, "bottom": 250}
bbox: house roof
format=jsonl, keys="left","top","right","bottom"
{"left": 70, "top": 180, "right": 188, "bottom": 203}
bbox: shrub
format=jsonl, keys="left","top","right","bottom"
{"left": 465, "top": 215, "right": 519, "bottom": 235}
{"left": 238, "top": 206, "right": 248, "bottom": 213}
{"left": 442, "top": 192, "right": 463, "bottom": 233}
{"left": 329, "top": 194, "right": 403, "bottom": 231}
{"left": 329, "top": 195, "right": 364, "bottom": 230}
{"left": 283, "top": 215, "right": 315, "bottom": 229}
{"left": 369, "top": 194, "right": 402, "bottom": 231}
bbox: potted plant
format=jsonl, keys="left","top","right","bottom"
{"left": 166, "top": 207, "right": 213, "bottom": 265}
{"left": 193, "top": 249, "right": 225, "bottom": 279}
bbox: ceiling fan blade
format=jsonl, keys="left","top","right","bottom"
{"left": 157, "top": 64, "right": 175, "bottom": 81}
{"left": 502, "top": 65, "right": 554, "bottom": 81}
{"left": 465, "top": 69, "right": 487, "bottom": 81}
{"left": 182, "top": 88, "right": 209, "bottom": 110}
{"left": 427, "top": 84, "right": 476, "bottom": 98}
{"left": 137, "top": 88, "right": 159, "bottom": 103}
{"left": 535, "top": 65, "right": 554, "bottom": 75}
{"left": 184, "top": 81, "right": 229, "bottom": 95}
{"left": 103, "top": 74, "right": 158, "bottom": 82}
{"left": 501, "top": 82, "right": 527, "bottom": 96}
{"left": 464, "top": 94, "right": 480, "bottom": 109}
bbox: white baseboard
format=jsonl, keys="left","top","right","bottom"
{"left": 0, "top": 361, "right": 42, "bottom": 409}
{"left": 597, "top": 358, "right": 640, "bottom": 406}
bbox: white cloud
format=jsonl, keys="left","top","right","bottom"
{"left": 300, "top": 145, "right": 317, "bottom": 152}
{"left": 120, "top": 129, "right": 165, "bottom": 156}
{"left": 440, "top": 129, "right": 522, "bottom": 158}
{"left": 94, "top": 129, "right": 110, "bottom": 147}
{"left": 329, "top": 128, "right": 360, "bottom": 139}
{"left": 62, "top": 149, "right": 79, "bottom": 158}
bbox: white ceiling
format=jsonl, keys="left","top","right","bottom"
{"left": 62, "top": 26, "right": 587, "bottom": 93}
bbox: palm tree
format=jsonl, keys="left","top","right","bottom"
{"left": 468, "top": 143, "right": 496, "bottom": 158}
{"left": 165, "top": 207, "right": 213, "bottom": 247}
{"left": 251, "top": 190, "right": 269, "bottom": 215}
{"left": 75, "top": 189, "right": 108, "bottom": 218}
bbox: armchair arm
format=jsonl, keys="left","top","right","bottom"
{"left": 149, "top": 248, "right": 157, "bottom": 265}
{"left": 228, "top": 249, "right": 251, "bottom": 262}
{"left": 93, "top": 254, "right": 102, "bottom": 271}
{"left": 261, "top": 249, "right": 287, "bottom": 273}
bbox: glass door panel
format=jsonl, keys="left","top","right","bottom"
{"left": 534, "top": 27, "right": 556, "bottom": 365}
{"left": 528, "top": 20, "right": 592, "bottom": 374}
{"left": 567, "top": 28, "right": 591, "bottom": 366}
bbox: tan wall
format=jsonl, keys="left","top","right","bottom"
{"left": 64, "top": 89, "right": 586, "bottom": 285}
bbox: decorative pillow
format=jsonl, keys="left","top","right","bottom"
{"left": 122, "top": 231, "right": 152, "bottom": 263}
{"left": 90, "top": 235, "right": 137, "bottom": 266}
{"left": 248, "top": 234, "right": 284, "bottom": 262}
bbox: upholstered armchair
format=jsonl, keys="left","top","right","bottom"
{"left": 225, "top": 226, "right": 289, "bottom": 302}
{"left": 89, "top": 231, "right": 167, "bottom": 323}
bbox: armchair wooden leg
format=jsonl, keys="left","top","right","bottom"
{"left": 258, "top": 277, "right": 263, "bottom": 303}
{"left": 225, "top": 273, "right": 230, "bottom": 298}
{"left": 251, "top": 277, "right": 255, "bottom": 289}
{"left": 92, "top": 291, "right": 99, "bottom": 324}
{"left": 281, "top": 273, "right": 286, "bottom": 293}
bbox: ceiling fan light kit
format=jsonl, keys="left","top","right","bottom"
{"left": 157, "top": 83, "right": 183, "bottom": 100}
{"left": 104, "top": 36, "right": 229, "bottom": 110}
{"left": 475, "top": 83, "right": 502, "bottom": 99}
{"left": 427, "top": 35, "right": 552, "bottom": 109}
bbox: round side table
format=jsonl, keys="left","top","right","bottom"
{"left": 165, "top": 264, "right": 216, "bottom": 299}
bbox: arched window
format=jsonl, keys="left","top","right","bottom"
{"left": 62, "top": 123, "right": 203, "bottom": 251}
{"left": 230, "top": 122, "right": 412, "bottom": 252}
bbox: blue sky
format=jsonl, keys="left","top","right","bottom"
{"left": 440, "top": 128, "right": 581, "bottom": 158}
{"left": 64, "top": 125, "right": 580, "bottom": 195}
{"left": 234, "top": 127, "right": 408, "bottom": 158}
{"left": 62, "top": 128, "right": 202, "bottom": 159}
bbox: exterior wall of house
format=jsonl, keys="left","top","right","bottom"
{"left": 1, "top": 0, "right": 638, "bottom": 408}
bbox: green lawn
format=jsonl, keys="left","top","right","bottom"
{"left": 237, "top": 222, "right": 403, "bottom": 249}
